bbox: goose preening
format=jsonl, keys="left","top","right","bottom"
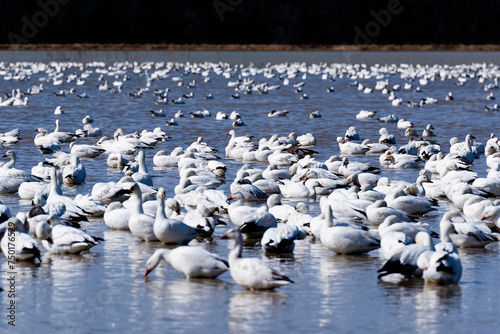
{"left": 144, "top": 247, "right": 229, "bottom": 279}
{"left": 221, "top": 228, "right": 294, "bottom": 290}
{"left": 261, "top": 223, "right": 306, "bottom": 253}
{"left": 377, "top": 231, "right": 434, "bottom": 279}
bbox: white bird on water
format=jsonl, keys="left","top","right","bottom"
{"left": 221, "top": 228, "right": 294, "bottom": 290}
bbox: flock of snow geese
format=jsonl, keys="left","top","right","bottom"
{"left": 0, "top": 59, "right": 500, "bottom": 291}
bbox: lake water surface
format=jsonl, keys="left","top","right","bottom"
{"left": 0, "top": 51, "right": 499, "bottom": 334}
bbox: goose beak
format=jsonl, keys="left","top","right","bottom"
{"left": 144, "top": 268, "right": 151, "bottom": 277}
{"left": 220, "top": 232, "right": 229, "bottom": 239}
{"left": 226, "top": 194, "right": 233, "bottom": 201}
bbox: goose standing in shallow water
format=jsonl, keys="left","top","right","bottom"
{"left": 144, "top": 247, "right": 229, "bottom": 278}
{"left": 221, "top": 228, "right": 294, "bottom": 290}
{"left": 154, "top": 188, "right": 201, "bottom": 244}
{"left": 128, "top": 183, "right": 158, "bottom": 242}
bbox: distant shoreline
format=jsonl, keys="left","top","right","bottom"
{"left": 0, "top": 43, "right": 500, "bottom": 51}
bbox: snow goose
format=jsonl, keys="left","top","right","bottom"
{"left": 337, "top": 137, "right": 369, "bottom": 155}
{"left": 262, "top": 164, "right": 291, "bottom": 181}
{"left": 383, "top": 154, "right": 421, "bottom": 169}
{"left": 227, "top": 192, "right": 277, "bottom": 235}
{"left": 378, "top": 215, "right": 438, "bottom": 241}
{"left": 356, "top": 110, "right": 376, "bottom": 119}
{"left": 69, "top": 141, "right": 105, "bottom": 158}
{"left": 417, "top": 248, "right": 462, "bottom": 285}
{"left": 97, "top": 201, "right": 129, "bottom": 229}
{"left": 154, "top": 188, "right": 201, "bottom": 244}
{"left": 36, "top": 213, "right": 102, "bottom": 254}
{"left": 440, "top": 211, "right": 496, "bottom": 248}
{"left": 153, "top": 150, "right": 178, "bottom": 167}
{"left": 377, "top": 231, "right": 434, "bottom": 278}
{"left": 384, "top": 186, "right": 437, "bottom": 215}
{"left": 278, "top": 179, "right": 323, "bottom": 199}
{"left": 62, "top": 155, "right": 86, "bottom": 185}
{"left": 319, "top": 205, "right": 380, "bottom": 254}
{"left": 338, "top": 157, "right": 380, "bottom": 177}
{"left": 1, "top": 217, "right": 41, "bottom": 261}
{"left": 128, "top": 183, "right": 158, "bottom": 242}
{"left": 422, "top": 124, "right": 435, "bottom": 137}
{"left": 297, "top": 133, "right": 316, "bottom": 147}
{"left": 51, "top": 119, "right": 78, "bottom": 143}
{"left": 397, "top": 119, "right": 413, "bottom": 129}
{"left": 182, "top": 204, "right": 219, "bottom": 237}
{"left": 229, "top": 178, "right": 267, "bottom": 202}
{"left": 34, "top": 129, "right": 61, "bottom": 153}
{"left": 366, "top": 200, "right": 414, "bottom": 226}
{"left": 131, "top": 151, "right": 153, "bottom": 187}
{"left": 45, "top": 168, "right": 88, "bottom": 221}
{"left": 261, "top": 223, "right": 306, "bottom": 253}
{"left": 74, "top": 194, "right": 106, "bottom": 217}
{"left": 344, "top": 126, "right": 360, "bottom": 141}
{"left": 144, "top": 247, "right": 228, "bottom": 278}
{"left": 267, "top": 194, "right": 296, "bottom": 222}
{"left": 379, "top": 231, "right": 413, "bottom": 260}
{"left": 302, "top": 170, "right": 347, "bottom": 195}
{"left": 267, "top": 149, "right": 298, "bottom": 167}
{"left": 0, "top": 150, "right": 38, "bottom": 181}
{"left": 378, "top": 128, "right": 396, "bottom": 144}
{"left": 221, "top": 228, "right": 293, "bottom": 290}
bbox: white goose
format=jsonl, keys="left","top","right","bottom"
{"left": 377, "top": 231, "right": 434, "bottom": 279}
{"left": 319, "top": 205, "right": 380, "bottom": 254}
{"left": 227, "top": 192, "right": 277, "bottom": 235}
{"left": 103, "top": 202, "right": 132, "bottom": 230}
{"left": 36, "top": 214, "right": 102, "bottom": 254}
{"left": 267, "top": 194, "right": 296, "bottom": 222}
{"left": 221, "top": 228, "right": 294, "bottom": 290}
{"left": 154, "top": 188, "right": 201, "bottom": 244}
{"left": 440, "top": 211, "right": 496, "bottom": 248}
{"left": 69, "top": 141, "right": 105, "bottom": 158}
{"left": 153, "top": 150, "right": 179, "bottom": 167}
{"left": 366, "top": 200, "right": 414, "bottom": 225}
{"left": 144, "top": 247, "right": 229, "bottom": 278}
{"left": 278, "top": 179, "right": 323, "bottom": 199}
{"left": 261, "top": 223, "right": 306, "bottom": 253}
{"left": 418, "top": 224, "right": 463, "bottom": 285}
{"left": 62, "top": 155, "right": 86, "bottom": 185}
{"left": 1, "top": 217, "right": 41, "bottom": 261}
{"left": 128, "top": 183, "right": 158, "bottom": 241}
{"left": 378, "top": 215, "right": 438, "bottom": 241}
{"left": 44, "top": 168, "right": 88, "bottom": 221}
{"left": 337, "top": 137, "right": 369, "bottom": 155}
{"left": 384, "top": 186, "right": 437, "bottom": 215}
{"left": 131, "top": 151, "right": 153, "bottom": 187}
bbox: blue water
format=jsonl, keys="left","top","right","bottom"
{"left": 0, "top": 51, "right": 498, "bottom": 333}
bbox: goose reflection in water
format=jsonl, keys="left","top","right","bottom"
{"left": 228, "top": 290, "right": 289, "bottom": 333}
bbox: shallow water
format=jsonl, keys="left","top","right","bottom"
{"left": 0, "top": 52, "right": 499, "bottom": 333}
